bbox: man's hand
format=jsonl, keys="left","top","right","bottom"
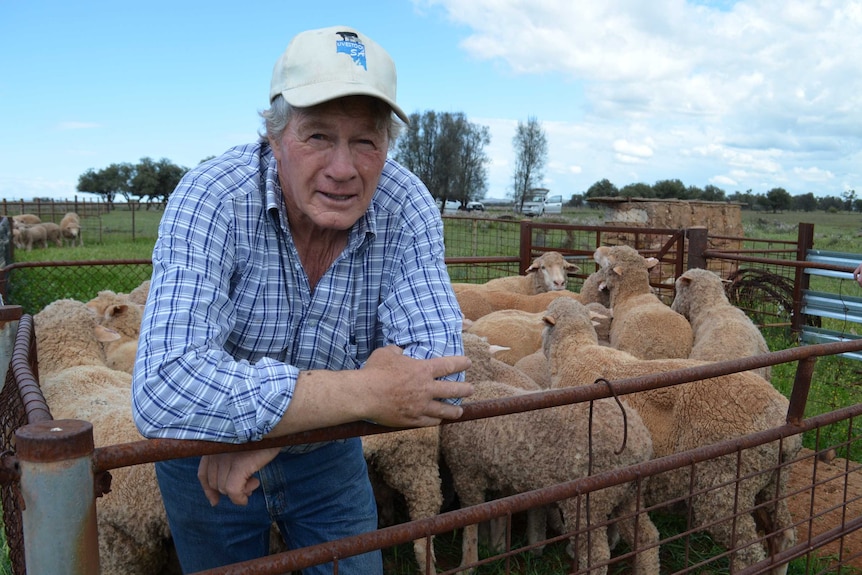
{"left": 357, "top": 346, "right": 473, "bottom": 428}
{"left": 198, "top": 447, "right": 282, "bottom": 506}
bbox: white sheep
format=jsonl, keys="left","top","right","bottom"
{"left": 594, "top": 245, "right": 693, "bottom": 360}
{"left": 482, "top": 251, "right": 579, "bottom": 294}
{"left": 362, "top": 426, "right": 442, "bottom": 575}
{"left": 33, "top": 298, "right": 120, "bottom": 376}
{"left": 512, "top": 302, "right": 611, "bottom": 389}
{"left": 38, "top": 222, "right": 63, "bottom": 247}
{"left": 85, "top": 289, "right": 146, "bottom": 374}
{"left": 14, "top": 222, "right": 48, "bottom": 251}
{"left": 671, "top": 267, "right": 772, "bottom": 381}
{"left": 465, "top": 309, "right": 544, "bottom": 366}
{"left": 440, "top": 378, "right": 659, "bottom": 574}
{"left": 12, "top": 213, "right": 41, "bottom": 226}
{"left": 60, "top": 211, "right": 83, "bottom": 247}
{"left": 41, "top": 365, "right": 171, "bottom": 575}
{"left": 456, "top": 287, "right": 585, "bottom": 321}
{"left": 541, "top": 297, "right": 801, "bottom": 574}
{"left": 34, "top": 297, "right": 171, "bottom": 575}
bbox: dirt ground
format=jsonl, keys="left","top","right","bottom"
{"left": 786, "top": 448, "right": 862, "bottom": 569}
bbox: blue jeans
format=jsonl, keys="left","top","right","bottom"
{"left": 155, "top": 438, "right": 382, "bottom": 574}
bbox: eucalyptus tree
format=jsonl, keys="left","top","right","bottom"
{"left": 511, "top": 116, "right": 547, "bottom": 212}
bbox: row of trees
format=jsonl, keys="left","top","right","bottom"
{"left": 77, "top": 157, "right": 190, "bottom": 208}
{"left": 580, "top": 178, "right": 861, "bottom": 213}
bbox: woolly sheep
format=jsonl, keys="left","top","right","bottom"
{"left": 512, "top": 302, "right": 612, "bottom": 389}
{"left": 60, "top": 211, "right": 83, "bottom": 247}
{"left": 11, "top": 213, "right": 41, "bottom": 226}
{"left": 671, "top": 267, "right": 772, "bottom": 381}
{"left": 14, "top": 222, "right": 48, "bottom": 251}
{"left": 462, "top": 332, "right": 541, "bottom": 391}
{"left": 41, "top": 365, "right": 171, "bottom": 575}
{"left": 362, "top": 426, "right": 442, "bottom": 575}
{"left": 33, "top": 298, "right": 120, "bottom": 376}
{"left": 465, "top": 309, "right": 544, "bottom": 366}
{"left": 85, "top": 290, "right": 146, "bottom": 374}
{"left": 440, "top": 378, "right": 659, "bottom": 574}
{"left": 456, "top": 287, "right": 585, "bottom": 321}
{"left": 594, "top": 245, "right": 693, "bottom": 360}
{"left": 39, "top": 222, "right": 63, "bottom": 247}
{"left": 482, "top": 251, "right": 579, "bottom": 294}
{"left": 541, "top": 297, "right": 801, "bottom": 574}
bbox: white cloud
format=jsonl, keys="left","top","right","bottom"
{"left": 419, "top": 0, "right": 862, "bottom": 196}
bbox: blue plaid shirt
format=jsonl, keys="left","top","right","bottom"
{"left": 131, "top": 141, "right": 464, "bottom": 443}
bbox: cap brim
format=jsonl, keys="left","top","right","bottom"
{"left": 279, "top": 81, "right": 409, "bottom": 125}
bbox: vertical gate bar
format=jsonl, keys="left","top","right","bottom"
{"left": 15, "top": 419, "right": 100, "bottom": 575}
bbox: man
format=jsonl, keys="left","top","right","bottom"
{"left": 132, "top": 25, "right": 471, "bottom": 573}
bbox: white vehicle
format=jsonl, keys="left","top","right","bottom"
{"left": 466, "top": 201, "right": 485, "bottom": 212}
{"left": 520, "top": 189, "right": 562, "bottom": 216}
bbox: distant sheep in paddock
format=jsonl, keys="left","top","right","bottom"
{"left": 594, "top": 245, "right": 693, "bottom": 360}
{"left": 14, "top": 223, "right": 48, "bottom": 250}
{"left": 671, "top": 267, "right": 772, "bottom": 381}
{"left": 39, "top": 222, "right": 63, "bottom": 247}
{"left": 12, "top": 213, "right": 41, "bottom": 226}
{"left": 60, "top": 211, "right": 83, "bottom": 247}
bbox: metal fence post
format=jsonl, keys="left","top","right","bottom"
{"left": 15, "top": 419, "right": 100, "bottom": 574}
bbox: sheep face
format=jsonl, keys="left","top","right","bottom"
{"left": 525, "top": 251, "right": 579, "bottom": 292}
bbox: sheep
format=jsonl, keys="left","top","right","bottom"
{"left": 512, "top": 302, "right": 612, "bottom": 389}
{"left": 14, "top": 222, "right": 48, "bottom": 250}
{"left": 40, "top": 365, "right": 172, "bottom": 575}
{"left": 541, "top": 297, "right": 802, "bottom": 574}
{"left": 440, "top": 378, "right": 659, "bottom": 574}
{"left": 456, "top": 286, "right": 585, "bottom": 321}
{"left": 362, "top": 426, "right": 442, "bottom": 575}
{"left": 594, "top": 245, "right": 693, "bottom": 360}
{"left": 38, "top": 221, "right": 63, "bottom": 247}
{"left": 33, "top": 298, "right": 120, "bottom": 376}
{"left": 462, "top": 332, "right": 541, "bottom": 391}
{"left": 452, "top": 252, "right": 578, "bottom": 296}
{"left": 671, "top": 267, "right": 772, "bottom": 381}
{"left": 127, "top": 279, "right": 151, "bottom": 306}
{"left": 85, "top": 290, "right": 145, "bottom": 374}
{"left": 34, "top": 297, "right": 171, "bottom": 575}
{"left": 465, "top": 309, "right": 544, "bottom": 366}
{"left": 12, "top": 213, "right": 41, "bottom": 226}
{"left": 60, "top": 211, "right": 83, "bottom": 247}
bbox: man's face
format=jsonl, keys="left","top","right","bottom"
{"left": 272, "top": 97, "right": 389, "bottom": 232}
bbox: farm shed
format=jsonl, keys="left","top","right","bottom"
{"left": 4, "top": 218, "right": 862, "bottom": 573}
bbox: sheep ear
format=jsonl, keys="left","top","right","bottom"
{"left": 94, "top": 325, "right": 121, "bottom": 343}
{"left": 678, "top": 276, "right": 693, "bottom": 287}
{"left": 524, "top": 263, "right": 538, "bottom": 274}
{"left": 542, "top": 314, "right": 556, "bottom": 327}
{"left": 594, "top": 246, "right": 611, "bottom": 267}
{"left": 645, "top": 257, "right": 660, "bottom": 270}
{"left": 461, "top": 318, "right": 474, "bottom": 330}
{"left": 591, "top": 319, "right": 602, "bottom": 328}
{"left": 489, "top": 344, "right": 511, "bottom": 355}
{"left": 611, "top": 264, "right": 624, "bottom": 277}
{"left": 564, "top": 261, "right": 580, "bottom": 272}
{"left": 105, "top": 303, "right": 129, "bottom": 320}
{"left": 721, "top": 278, "right": 732, "bottom": 285}
{"left": 588, "top": 309, "right": 609, "bottom": 321}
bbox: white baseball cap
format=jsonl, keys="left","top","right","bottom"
{"left": 270, "top": 26, "right": 409, "bottom": 124}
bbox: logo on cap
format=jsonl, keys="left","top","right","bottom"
{"left": 336, "top": 31, "right": 367, "bottom": 70}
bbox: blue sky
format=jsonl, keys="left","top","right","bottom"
{"left": 2, "top": 0, "right": 861, "bottom": 201}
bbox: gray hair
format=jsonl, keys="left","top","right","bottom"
{"left": 259, "top": 95, "right": 403, "bottom": 148}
